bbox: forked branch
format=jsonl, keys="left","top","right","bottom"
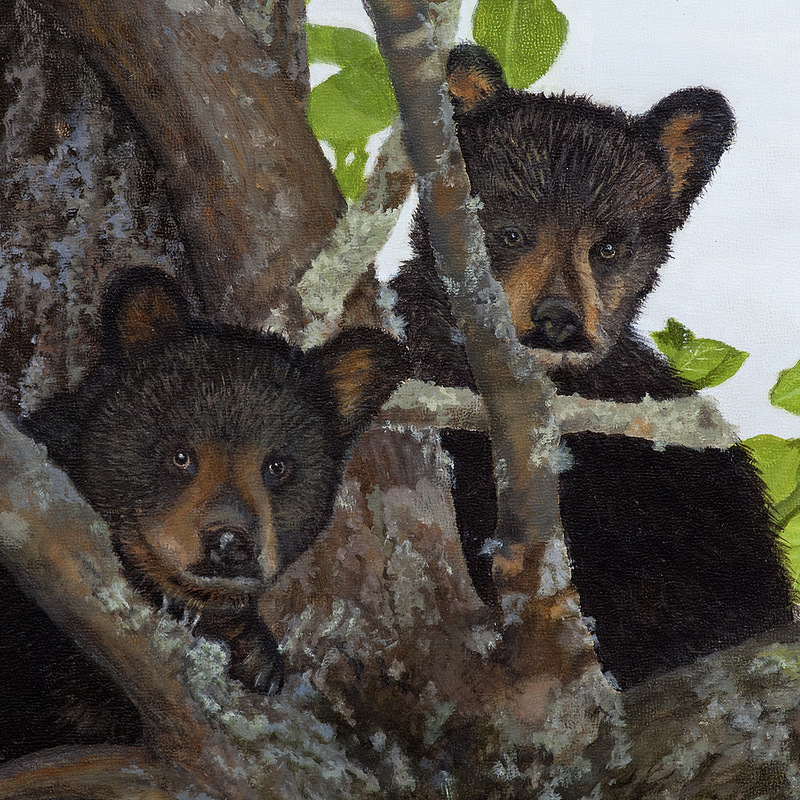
{"left": 362, "top": 0, "right": 599, "bottom": 687}
{"left": 20, "top": 0, "right": 344, "bottom": 331}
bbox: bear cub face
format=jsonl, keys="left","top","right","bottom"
{"left": 25, "top": 268, "right": 407, "bottom": 693}
{"left": 447, "top": 44, "right": 734, "bottom": 374}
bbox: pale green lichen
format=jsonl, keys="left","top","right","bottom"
{"left": 0, "top": 511, "right": 29, "bottom": 549}
{"left": 1, "top": 3, "right": 185, "bottom": 414}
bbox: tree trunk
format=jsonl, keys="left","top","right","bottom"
{"left": 1, "top": 0, "right": 800, "bottom": 798}
{"left": 0, "top": 0, "right": 343, "bottom": 416}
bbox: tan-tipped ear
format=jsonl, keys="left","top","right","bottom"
{"left": 639, "top": 88, "right": 735, "bottom": 222}
{"left": 101, "top": 267, "right": 190, "bottom": 356}
{"left": 315, "top": 328, "right": 408, "bottom": 440}
{"left": 447, "top": 44, "right": 508, "bottom": 115}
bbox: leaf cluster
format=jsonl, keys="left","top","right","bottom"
{"left": 652, "top": 319, "right": 800, "bottom": 586}
{"left": 306, "top": 0, "right": 568, "bottom": 199}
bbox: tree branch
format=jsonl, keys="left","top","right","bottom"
{"left": 21, "top": 0, "right": 344, "bottom": 331}
{"left": 297, "top": 123, "right": 414, "bottom": 348}
{"left": 362, "top": 0, "right": 598, "bottom": 688}
{"left": 0, "top": 746, "right": 174, "bottom": 800}
{"left": 383, "top": 380, "right": 741, "bottom": 450}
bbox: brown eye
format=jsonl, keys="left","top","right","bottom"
{"left": 590, "top": 239, "right": 627, "bottom": 270}
{"left": 263, "top": 458, "right": 288, "bottom": 488}
{"left": 500, "top": 227, "right": 524, "bottom": 247}
{"left": 172, "top": 450, "right": 197, "bottom": 478}
{"left": 598, "top": 242, "right": 617, "bottom": 260}
{"left": 267, "top": 460, "right": 285, "bottom": 477}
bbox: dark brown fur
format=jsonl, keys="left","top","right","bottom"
{"left": 393, "top": 45, "right": 793, "bottom": 688}
{"left": 2, "top": 267, "right": 407, "bottom": 759}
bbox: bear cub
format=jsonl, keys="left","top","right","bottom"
{"left": 393, "top": 45, "right": 794, "bottom": 689}
{"left": 2, "top": 267, "right": 406, "bottom": 759}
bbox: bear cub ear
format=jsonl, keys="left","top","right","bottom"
{"left": 101, "top": 267, "right": 191, "bottom": 358}
{"left": 447, "top": 43, "right": 509, "bottom": 115}
{"left": 313, "top": 328, "right": 408, "bottom": 440}
{"left": 639, "top": 88, "right": 735, "bottom": 222}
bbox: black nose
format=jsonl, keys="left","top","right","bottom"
{"left": 524, "top": 298, "right": 588, "bottom": 351}
{"left": 198, "top": 526, "right": 260, "bottom": 579}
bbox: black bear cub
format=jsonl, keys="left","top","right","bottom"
{"left": 393, "top": 44, "right": 794, "bottom": 689}
{"left": 2, "top": 267, "right": 406, "bottom": 760}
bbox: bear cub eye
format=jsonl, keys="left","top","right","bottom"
{"left": 590, "top": 239, "right": 629, "bottom": 270}
{"left": 172, "top": 449, "right": 198, "bottom": 478}
{"left": 263, "top": 457, "right": 288, "bottom": 488}
{"left": 597, "top": 242, "right": 617, "bottom": 259}
{"left": 499, "top": 227, "right": 525, "bottom": 247}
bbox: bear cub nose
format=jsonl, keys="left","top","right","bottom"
{"left": 198, "top": 525, "right": 260, "bottom": 580}
{"left": 528, "top": 297, "right": 588, "bottom": 351}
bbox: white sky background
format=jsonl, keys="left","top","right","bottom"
{"left": 307, "top": 0, "right": 800, "bottom": 440}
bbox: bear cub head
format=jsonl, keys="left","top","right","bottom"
{"left": 25, "top": 267, "right": 408, "bottom": 693}
{"left": 446, "top": 44, "right": 735, "bottom": 374}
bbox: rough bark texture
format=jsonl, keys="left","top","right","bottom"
{"left": 0, "top": 0, "right": 186, "bottom": 415}
{"left": 0, "top": 0, "right": 343, "bottom": 420}
{"left": 29, "top": 0, "right": 343, "bottom": 327}
{"left": 230, "top": 0, "right": 312, "bottom": 103}
{"left": 297, "top": 124, "right": 414, "bottom": 348}
{"left": 384, "top": 380, "right": 741, "bottom": 450}
{"left": 2, "top": 0, "right": 800, "bottom": 798}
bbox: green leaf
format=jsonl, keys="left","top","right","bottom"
{"left": 781, "top": 515, "right": 800, "bottom": 589}
{"left": 743, "top": 435, "right": 800, "bottom": 505}
{"left": 306, "top": 25, "right": 380, "bottom": 70}
{"left": 770, "top": 358, "right": 800, "bottom": 416}
{"left": 743, "top": 434, "right": 800, "bottom": 531}
{"left": 333, "top": 145, "right": 369, "bottom": 200}
{"left": 307, "top": 65, "right": 396, "bottom": 146}
{"left": 744, "top": 435, "right": 800, "bottom": 588}
{"left": 651, "top": 318, "right": 748, "bottom": 390}
{"left": 473, "top": 0, "right": 568, "bottom": 88}
{"left": 650, "top": 317, "right": 693, "bottom": 353}
{"left": 305, "top": 24, "right": 396, "bottom": 195}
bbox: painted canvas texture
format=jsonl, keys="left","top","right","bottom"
{"left": 0, "top": 1, "right": 799, "bottom": 798}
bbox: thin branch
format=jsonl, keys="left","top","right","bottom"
{"left": 297, "top": 123, "right": 414, "bottom": 348}
{"left": 22, "top": 0, "right": 344, "bottom": 331}
{"left": 362, "top": 0, "right": 561, "bottom": 550}
{"left": 383, "top": 380, "right": 741, "bottom": 450}
{"left": 362, "top": 0, "right": 597, "bottom": 685}
{"left": 296, "top": 0, "right": 465, "bottom": 347}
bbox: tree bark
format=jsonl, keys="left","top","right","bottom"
{"left": 297, "top": 124, "right": 414, "bottom": 347}
{"left": 383, "top": 380, "right": 741, "bottom": 450}
{"left": 0, "top": 746, "right": 174, "bottom": 800}
{"left": 362, "top": 0, "right": 599, "bottom": 696}
{"left": 7, "top": 0, "right": 344, "bottom": 331}
{"left": 231, "top": 0, "right": 312, "bottom": 104}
